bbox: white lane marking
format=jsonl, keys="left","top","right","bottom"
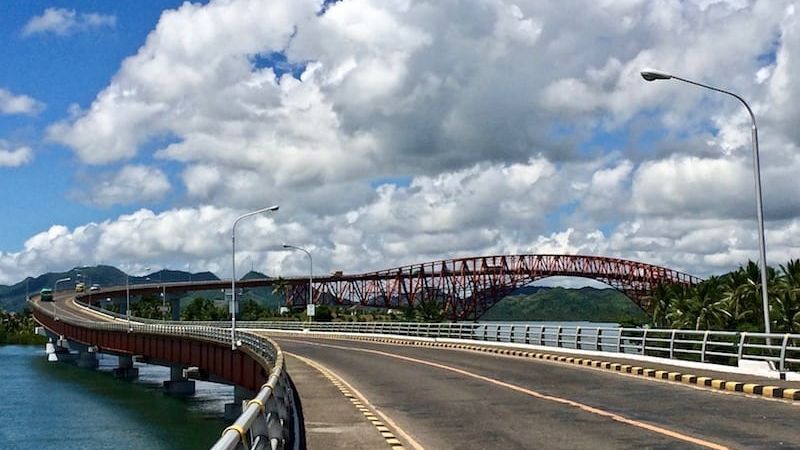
{"left": 279, "top": 337, "right": 731, "bottom": 450}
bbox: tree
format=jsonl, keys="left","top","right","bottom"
{"left": 416, "top": 297, "right": 444, "bottom": 322}
{"left": 650, "top": 283, "right": 674, "bottom": 327}
{"left": 314, "top": 305, "right": 333, "bottom": 322}
{"left": 240, "top": 299, "right": 266, "bottom": 321}
{"left": 270, "top": 277, "right": 290, "bottom": 306}
{"left": 774, "top": 259, "right": 800, "bottom": 333}
{"left": 182, "top": 297, "right": 226, "bottom": 321}
{"left": 688, "top": 276, "right": 729, "bottom": 330}
{"left": 131, "top": 295, "right": 161, "bottom": 319}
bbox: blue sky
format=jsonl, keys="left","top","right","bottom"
{"left": 0, "top": 1, "right": 188, "bottom": 248}
{"left": 0, "top": 0, "right": 798, "bottom": 284}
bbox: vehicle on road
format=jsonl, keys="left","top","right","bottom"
{"left": 75, "top": 282, "right": 85, "bottom": 293}
{"left": 89, "top": 284, "right": 101, "bottom": 292}
{"left": 40, "top": 288, "right": 53, "bottom": 301}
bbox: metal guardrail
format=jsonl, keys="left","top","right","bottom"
{"left": 179, "top": 320, "right": 798, "bottom": 372}
{"left": 75, "top": 298, "right": 800, "bottom": 371}
{"left": 31, "top": 300, "right": 299, "bottom": 450}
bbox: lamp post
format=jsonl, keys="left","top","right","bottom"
{"left": 641, "top": 68, "right": 772, "bottom": 334}
{"left": 53, "top": 277, "right": 71, "bottom": 321}
{"left": 231, "top": 205, "right": 279, "bottom": 350}
{"left": 157, "top": 269, "right": 167, "bottom": 321}
{"left": 126, "top": 266, "right": 149, "bottom": 331}
{"left": 283, "top": 244, "right": 313, "bottom": 319}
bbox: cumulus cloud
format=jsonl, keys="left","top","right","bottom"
{"left": 0, "top": 88, "right": 44, "bottom": 116}
{"left": 72, "top": 165, "right": 171, "bottom": 208}
{"left": 6, "top": 0, "right": 800, "bottom": 285}
{"left": 0, "top": 142, "right": 34, "bottom": 167}
{"left": 22, "top": 8, "right": 116, "bottom": 37}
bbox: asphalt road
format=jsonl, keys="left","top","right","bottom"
{"left": 272, "top": 336, "right": 800, "bottom": 450}
{"left": 38, "top": 293, "right": 118, "bottom": 323}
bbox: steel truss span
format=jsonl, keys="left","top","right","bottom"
{"left": 286, "top": 254, "right": 702, "bottom": 320}
{"left": 79, "top": 254, "right": 701, "bottom": 321}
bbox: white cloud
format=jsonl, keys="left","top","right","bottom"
{"left": 72, "top": 165, "right": 171, "bottom": 208}
{"left": 0, "top": 88, "right": 44, "bottom": 116}
{"left": 0, "top": 142, "right": 34, "bottom": 167}
{"left": 22, "top": 8, "right": 116, "bottom": 37}
{"left": 7, "top": 0, "right": 800, "bottom": 286}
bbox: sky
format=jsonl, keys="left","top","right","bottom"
{"left": 0, "top": 0, "right": 799, "bottom": 285}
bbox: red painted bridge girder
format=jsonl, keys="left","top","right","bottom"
{"left": 285, "top": 254, "right": 701, "bottom": 320}
{"left": 33, "top": 310, "right": 268, "bottom": 391}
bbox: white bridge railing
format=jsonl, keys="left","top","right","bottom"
{"left": 75, "top": 299, "right": 800, "bottom": 372}
{"left": 223, "top": 321, "right": 799, "bottom": 373}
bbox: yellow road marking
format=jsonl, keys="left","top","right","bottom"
{"left": 282, "top": 338, "right": 731, "bottom": 450}
{"left": 287, "top": 353, "right": 425, "bottom": 450}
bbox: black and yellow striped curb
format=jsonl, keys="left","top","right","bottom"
{"left": 274, "top": 331, "right": 800, "bottom": 402}
{"left": 290, "top": 354, "right": 405, "bottom": 450}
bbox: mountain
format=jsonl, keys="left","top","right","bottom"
{"left": 241, "top": 270, "right": 270, "bottom": 280}
{"left": 0, "top": 266, "right": 220, "bottom": 312}
{"left": 481, "top": 287, "right": 648, "bottom": 324}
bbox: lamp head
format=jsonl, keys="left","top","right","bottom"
{"left": 267, "top": 205, "right": 279, "bottom": 212}
{"left": 640, "top": 68, "right": 672, "bottom": 81}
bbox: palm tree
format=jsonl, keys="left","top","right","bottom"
{"left": 721, "top": 267, "right": 755, "bottom": 330}
{"left": 775, "top": 260, "right": 800, "bottom": 333}
{"left": 271, "top": 277, "right": 290, "bottom": 302}
{"left": 650, "top": 283, "right": 673, "bottom": 327}
{"left": 778, "top": 259, "right": 800, "bottom": 296}
{"left": 664, "top": 285, "right": 695, "bottom": 329}
{"left": 689, "top": 276, "right": 729, "bottom": 330}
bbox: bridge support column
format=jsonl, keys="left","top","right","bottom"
{"left": 163, "top": 365, "right": 195, "bottom": 395}
{"left": 76, "top": 346, "right": 99, "bottom": 369}
{"left": 224, "top": 385, "right": 256, "bottom": 422}
{"left": 113, "top": 355, "right": 139, "bottom": 379}
{"left": 117, "top": 299, "right": 128, "bottom": 316}
{"left": 169, "top": 295, "right": 181, "bottom": 321}
{"left": 45, "top": 337, "right": 74, "bottom": 362}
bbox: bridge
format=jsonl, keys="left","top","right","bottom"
{"left": 80, "top": 254, "right": 703, "bottom": 320}
{"left": 29, "top": 254, "right": 800, "bottom": 450}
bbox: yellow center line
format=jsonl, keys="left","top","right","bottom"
{"left": 280, "top": 337, "right": 731, "bottom": 450}
{"left": 287, "top": 352, "right": 425, "bottom": 450}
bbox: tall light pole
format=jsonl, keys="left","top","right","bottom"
{"left": 283, "top": 244, "right": 313, "bottom": 319}
{"left": 157, "top": 269, "right": 167, "bottom": 321}
{"left": 53, "top": 277, "right": 71, "bottom": 321}
{"left": 231, "top": 205, "right": 279, "bottom": 350}
{"left": 126, "top": 266, "right": 149, "bottom": 331}
{"left": 641, "top": 68, "right": 772, "bottom": 334}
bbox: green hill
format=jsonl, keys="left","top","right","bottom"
{"left": 0, "top": 266, "right": 220, "bottom": 312}
{"left": 483, "top": 287, "right": 648, "bottom": 325}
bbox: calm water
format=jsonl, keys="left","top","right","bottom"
{"left": 0, "top": 345, "right": 230, "bottom": 449}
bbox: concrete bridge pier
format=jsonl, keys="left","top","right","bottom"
{"left": 76, "top": 346, "right": 99, "bottom": 369}
{"left": 112, "top": 298, "right": 128, "bottom": 316}
{"left": 45, "top": 336, "right": 75, "bottom": 362}
{"left": 224, "top": 385, "right": 257, "bottom": 422}
{"left": 169, "top": 294, "right": 181, "bottom": 321}
{"left": 163, "top": 365, "right": 195, "bottom": 395}
{"left": 113, "top": 355, "right": 139, "bottom": 379}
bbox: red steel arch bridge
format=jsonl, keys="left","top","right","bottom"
{"left": 85, "top": 254, "right": 701, "bottom": 321}
{"left": 285, "top": 254, "right": 701, "bottom": 320}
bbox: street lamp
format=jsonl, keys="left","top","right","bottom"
{"left": 53, "top": 277, "right": 71, "bottom": 321}
{"left": 156, "top": 269, "right": 167, "bottom": 321}
{"left": 641, "top": 68, "right": 772, "bottom": 334}
{"left": 283, "top": 244, "right": 313, "bottom": 319}
{"left": 231, "top": 205, "right": 279, "bottom": 350}
{"left": 126, "top": 266, "right": 150, "bottom": 331}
